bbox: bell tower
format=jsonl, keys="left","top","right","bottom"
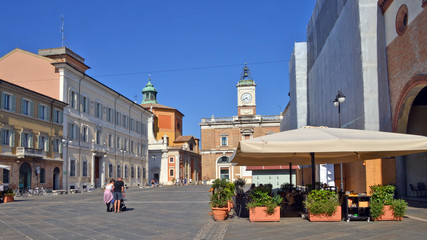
{"left": 237, "top": 64, "right": 256, "bottom": 116}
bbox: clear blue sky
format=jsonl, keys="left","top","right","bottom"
{"left": 0, "top": 0, "right": 316, "bottom": 139}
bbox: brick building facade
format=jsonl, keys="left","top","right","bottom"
{"left": 200, "top": 65, "right": 282, "bottom": 183}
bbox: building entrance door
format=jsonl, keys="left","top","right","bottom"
{"left": 19, "top": 163, "right": 32, "bottom": 189}
{"left": 53, "top": 167, "right": 60, "bottom": 190}
{"left": 95, "top": 157, "right": 100, "bottom": 187}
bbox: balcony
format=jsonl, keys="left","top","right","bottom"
{"left": 16, "top": 147, "right": 43, "bottom": 159}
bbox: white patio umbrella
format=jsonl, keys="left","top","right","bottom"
{"left": 231, "top": 126, "right": 427, "bottom": 188}
{"left": 0, "top": 164, "right": 11, "bottom": 170}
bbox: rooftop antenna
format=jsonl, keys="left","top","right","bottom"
{"left": 134, "top": 94, "right": 138, "bottom": 103}
{"left": 60, "top": 14, "right": 65, "bottom": 47}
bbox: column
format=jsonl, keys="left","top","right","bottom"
{"left": 91, "top": 152, "right": 95, "bottom": 188}
{"left": 101, "top": 156, "right": 106, "bottom": 187}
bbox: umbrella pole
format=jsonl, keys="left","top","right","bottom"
{"left": 289, "top": 162, "right": 292, "bottom": 187}
{"left": 311, "top": 153, "right": 315, "bottom": 190}
{"left": 340, "top": 163, "right": 344, "bottom": 192}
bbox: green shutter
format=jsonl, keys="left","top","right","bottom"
{"left": 10, "top": 130, "right": 15, "bottom": 147}
{"left": 20, "top": 132, "right": 24, "bottom": 147}
{"left": 0, "top": 129, "right": 3, "bottom": 145}
{"left": 21, "top": 97, "right": 25, "bottom": 114}
{"left": 53, "top": 109, "right": 58, "bottom": 123}
{"left": 59, "top": 111, "right": 63, "bottom": 124}
{"left": 29, "top": 101, "right": 33, "bottom": 117}
{"left": 38, "top": 104, "right": 42, "bottom": 119}
{"left": 45, "top": 137, "right": 49, "bottom": 152}
{"left": 87, "top": 98, "right": 90, "bottom": 115}
{"left": 46, "top": 106, "right": 50, "bottom": 121}
{"left": 11, "top": 95, "right": 16, "bottom": 112}
{"left": 1, "top": 92, "right": 4, "bottom": 109}
{"left": 29, "top": 133, "right": 33, "bottom": 148}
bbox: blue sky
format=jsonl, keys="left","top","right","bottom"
{"left": 0, "top": 0, "right": 316, "bottom": 139}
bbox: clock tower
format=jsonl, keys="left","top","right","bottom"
{"left": 237, "top": 64, "right": 256, "bottom": 116}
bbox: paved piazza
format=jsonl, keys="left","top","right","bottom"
{"left": 0, "top": 185, "right": 426, "bottom": 240}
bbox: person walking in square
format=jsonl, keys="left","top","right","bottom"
{"left": 113, "top": 177, "right": 125, "bottom": 213}
{"left": 104, "top": 179, "right": 115, "bottom": 212}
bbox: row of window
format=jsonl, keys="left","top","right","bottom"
{"left": 1, "top": 168, "right": 46, "bottom": 184}
{"left": 1, "top": 92, "right": 63, "bottom": 123}
{"left": 67, "top": 123, "right": 147, "bottom": 153}
{"left": 0, "top": 128, "right": 63, "bottom": 152}
{"left": 69, "top": 90, "right": 147, "bottom": 135}
{"left": 67, "top": 159, "right": 142, "bottom": 179}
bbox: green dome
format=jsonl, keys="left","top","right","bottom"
{"left": 142, "top": 78, "right": 158, "bottom": 104}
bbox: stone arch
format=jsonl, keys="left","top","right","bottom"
{"left": 394, "top": 74, "right": 427, "bottom": 133}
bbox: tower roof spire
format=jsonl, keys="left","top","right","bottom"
{"left": 142, "top": 75, "right": 158, "bottom": 104}
{"left": 237, "top": 63, "right": 255, "bottom": 86}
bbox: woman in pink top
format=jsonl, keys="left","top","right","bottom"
{"left": 103, "top": 179, "right": 115, "bottom": 212}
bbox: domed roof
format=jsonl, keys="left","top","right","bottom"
{"left": 142, "top": 78, "right": 157, "bottom": 93}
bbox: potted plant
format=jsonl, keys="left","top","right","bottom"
{"left": 210, "top": 179, "right": 233, "bottom": 221}
{"left": 304, "top": 189, "right": 341, "bottom": 222}
{"left": 370, "top": 185, "right": 407, "bottom": 221}
{"left": 247, "top": 186, "right": 283, "bottom": 222}
{"left": 2, "top": 188, "right": 15, "bottom": 203}
{"left": 233, "top": 178, "right": 246, "bottom": 195}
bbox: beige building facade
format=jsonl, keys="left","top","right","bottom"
{"left": 0, "top": 80, "right": 67, "bottom": 190}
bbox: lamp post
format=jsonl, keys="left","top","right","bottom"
{"left": 333, "top": 90, "right": 346, "bottom": 192}
{"left": 120, "top": 149, "right": 126, "bottom": 178}
{"left": 62, "top": 137, "right": 72, "bottom": 192}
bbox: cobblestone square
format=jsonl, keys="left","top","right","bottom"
{"left": 0, "top": 185, "right": 426, "bottom": 240}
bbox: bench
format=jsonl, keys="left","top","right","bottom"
{"left": 52, "top": 190, "right": 66, "bottom": 195}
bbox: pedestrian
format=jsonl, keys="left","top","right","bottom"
{"left": 104, "top": 179, "right": 115, "bottom": 212}
{"left": 113, "top": 177, "right": 125, "bottom": 213}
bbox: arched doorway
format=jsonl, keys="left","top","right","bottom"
{"left": 53, "top": 167, "right": 60, "bottom": 190}
{"left": 405, "top": 87, "right": 427, "bottom": 197}
{"left": 19, "top": 163, "right": 32, "bottom": 189}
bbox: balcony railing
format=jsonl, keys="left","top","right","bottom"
{"left": 201, "top": 115, "right": 283, "bottom": 124}
{"left": 16, "top": 147, "right": 43, "bottom": 158}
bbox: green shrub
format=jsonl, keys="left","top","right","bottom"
{"left": 390, "top": 199, "right": 407, "bottom": 218}
{"left": 304, "top": 189, "right": 339, "bottom": 216}
{"left": 210, "top": 179, "right": 234, "bottom": 208}
{"left": 233, "top": 178, "right": 246, "bottom": 194}
{"left": 370, "top": 199, "right": 385, "bottom": 220}
{"left": 246, "top": 186, "right": 283, "bottom": 215}
{"left": 370, "top": 185, "right": 395, "bottom": 205}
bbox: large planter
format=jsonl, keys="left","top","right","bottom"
{"left": 3, "top": 195, "right": 14, "bottom": 203}
{"left": 375, "top": 205, "right": 402, "bottom": 221}
{"left": 212, "top": 207, "right": 228, "bottom": 221}
{"left": 308, "top": 206, "right": 342, "bottom": 222}
{"left": 249, "top": 207, "right": 280, "bottom": 222}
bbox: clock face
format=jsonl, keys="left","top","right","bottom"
{"left": 241, "top": 93, "right": 252, "bottom": 103}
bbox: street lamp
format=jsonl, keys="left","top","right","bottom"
{"left": 62, "top": 137, "right": 72, "bottom": 192}
{"left": 120, "top": 149, "right": 126, "bottom": 178}
{"left": 333, "top": 90, "right": 346, "bottom": 192}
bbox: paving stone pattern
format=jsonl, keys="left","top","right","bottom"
{"left": 0, "top": 185, "right": 426, "bottom": 240}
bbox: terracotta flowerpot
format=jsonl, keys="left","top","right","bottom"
{"left": 375, "top": 205, "right": 403, "bottom": 221}
{"left": 3, "top": 195, "right": 14, "bottom": 203}
{"left": 249, "top": 207, "right": 280, "bottom": 222}
{"left": 212, "top": 207, "right": 228, "bottom": 221}
{"left": 308, "top": 206, "right": 342, "bottom": 222}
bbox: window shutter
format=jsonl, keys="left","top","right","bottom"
{"left": 53, "top": 110, "right": 58, "bottom": 123}
{"left": 45, "top": 137, "right": 49, "bottom": 152}
{"left": 29, "top": 133, "right": 33, "bottom": 148}
{"left": 20, "top": 132, "right": 24, "bottom": 147}
{"left": 0, "top": 129, "right": 3, "bottom": 145}
{"left": 11, "top": 95, "right": 16, "bottom": 112}
{"left": 75, "top": 125, "right": 80, "bottom": 140}
{"left": 10, "top": 130, "right": 15, "bottom": 147}
{"left": 100, "top": 104, "right": 103, "bottom": 119}
{"left": 80, "top": 95, "right": 84, "bottom": 112}
{"left": 86, "top": 98, "right": 90, "bottom": 115}
{"left": 59, "top": 111, "right": 63, "bottom": 124}
{"left": 59, "top": 140, "right": 63, "bottom": 153}
{"left": 68, "top": 123, "right": 72, "bottom": 138}
{"left": 1, "top": 92, "right": 4, "bottom": 109}
{"left": 38, "top": 104, "right": 42, "bottom": 119}
{"left": 38, "top": 135, "right": 41, "bottom": 149}
{"left": 30, "top": 101, "right": 34, "bottom": 117}
{"left": 21, "top": 98, "right": 25, "bottom": 114}
{"left": 46, "top": 106, "right": 50, "bottom": 121}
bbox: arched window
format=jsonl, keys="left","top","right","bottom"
{"left": 217, "top": 156, "right": 230, "bottom": 164}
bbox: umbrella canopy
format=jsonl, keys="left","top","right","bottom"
{"left": 231, "top": 126, "right": 427, "bottom": 166}
{"left": 0, "top": 164, "right": 11, "bottom": 170}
